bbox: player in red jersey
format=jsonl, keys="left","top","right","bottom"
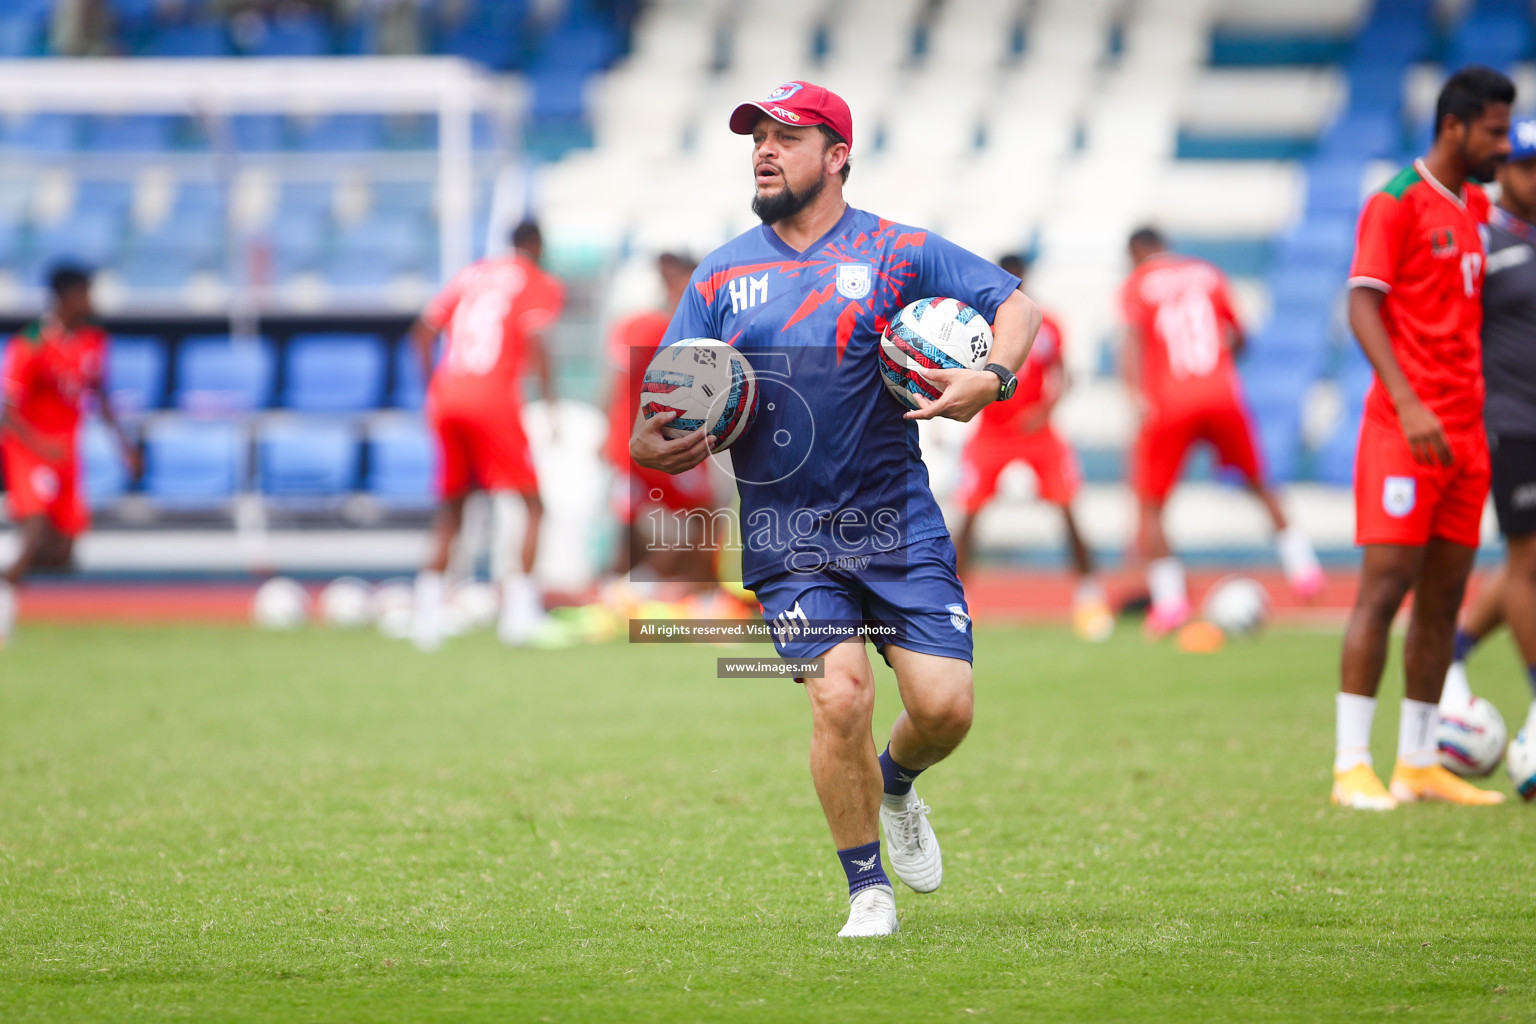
{"left": 1119, "top": 228, "right": 1323, "bottom": 637}
{"left": 603, "top": 252, "right": 719, "bottom": 585}
{"left": 0, "top": 266, "right": 138, "bottom": 645}
{"left": 1331, "top": 66, "right": 1514, "bottom": 811}
{"left": 952, "top": 254, "right": 1111, "bottom": 641}
{"left": 408, "top": 220, "right": 564, "bottom": 650}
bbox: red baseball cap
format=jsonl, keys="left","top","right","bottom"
{"left": 728, "top": 81, "right": 854, "bottom": 151}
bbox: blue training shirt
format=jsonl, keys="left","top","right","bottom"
{"left": 661, "top": 205, "right": 1021, "bottom": 588}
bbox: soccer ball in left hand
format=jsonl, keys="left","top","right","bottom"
{"left": 878, "top": 296, "right": 993, "bottom": 411}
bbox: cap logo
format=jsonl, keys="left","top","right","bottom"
{"left": 769, "top": 106, "right": 802, "bottom": 122}
{"left": 766, "top": 82, "right": 804, "bottom": 101}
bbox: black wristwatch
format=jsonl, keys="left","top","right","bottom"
{"left": 983, "top": 363, "right": 1018, "bottom": 401}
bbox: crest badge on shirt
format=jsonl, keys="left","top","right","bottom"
{"left": 836, "top": 262, "right": 872, "bottom": 300}
{"left": 1429, "top": 228, "right": 1457, "bottom": 259}
{"left": 1383, "top": 476, "right": 1416, "bottom": 518}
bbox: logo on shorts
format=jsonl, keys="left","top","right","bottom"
{"left": 1513, "top": 482, "right": 1536, "bottom": 510}
{"left": 946, "top": 603, "right": 970, "bottom": 634}
{"left": 836, "top": 262, "right": 872, "bottom": 300}
{"left": 766, "top": 82, "right": 804, "bottom": 102}
{"left": 772, "top": 600, "right": 810, "bottom": 644}
{"left": 1383, "top": 476, "right": 1416, "bottom": 518}
{"left": 29, "top": 465, "right": 59, "bottom": 502}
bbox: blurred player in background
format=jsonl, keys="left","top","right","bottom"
{"left": 1332, "top": 66, "right": 1513, "bottom": 810}
{"left": 603, "top": 252, "right": 720, "bottom": 590}
{"left": 0, "top": 266, "right": 137, "bottom": 645}
{"left": 632, "top": 81, "right": 1042, "bottom": 938}
{"left": 409, "top": 220, "right": 563, "bottom": 650}
{"left": 951, "top": 253, "right": 1112, "bottom": 642}
{"left": 1441, "top": 116, "right": 1536, "bottom": 738}
{"left": 1119, "top": 227, "right": 1323, "bottom": 637}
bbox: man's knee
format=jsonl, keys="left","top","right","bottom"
{"left": 807, "top": 665, "right": 875, "bottom": 740}
{"left": 1358, "top": 564, "right": 1416, "bottom": 621}
{"left": 909, "top": 685, "right": 973, "bottom": 745}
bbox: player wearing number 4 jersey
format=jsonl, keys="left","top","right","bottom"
{"left": 1333, "top": 66, "right": 1514, "bottom": 811}
{"left": 409, "top": 220, "right": 564, "bottom": 650}
{"left": 1119, "top": 228, "right": 1323, "bottom": 638}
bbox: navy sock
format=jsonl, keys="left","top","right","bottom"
{"left": 1527, "top": 664, "right": 1536, "bottom": 698}
{"left": 879, "top": 745, "right": 924, "bottom": 798}
{"left": 1453, "top": 629, "right": 1479, "bottom": 664}
{"left": 836, "top": 840, "right": 890, "bottom": 897}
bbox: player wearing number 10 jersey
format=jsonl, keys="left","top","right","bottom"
{"left": 409, "top": 220, "right": 564, "bottom": 650}
{"left": 1119, "top": 228, "right": 1323, "bottom": 637}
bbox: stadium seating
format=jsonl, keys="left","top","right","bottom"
{"left": 365, "top": 418, "right": 436, "bottom": 508}
{"left": 142, "top": 418, "right": 246, "bottom": 510}
{"left": 257, "top": 419, "right": 360, "bottom": 501}
{"left": 282, "top": 334, "right": 387, "bottom": 413}
{"left": 81, "top": 418, "right": 129, "bottom": 509}
{"left": 105, "top": 335, "right": 168, "bottom": 417}
{"left": 174, "top": 335, "right": 275, "bottom": 414}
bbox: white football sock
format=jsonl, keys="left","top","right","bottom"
{"left": 1525, "top": 701, "right": 1536, "bottom": 738}
{"left": 1335, "top": 692, "right": 1377, "bottom": 771}
{"left": 1440, "top": 661, "right": 1473, "bottom": 708}
{"left": 498, "top": 574, "right": 546, "bottom": 644}
{"left": 1397, "top": 698, "right": 1440, "bottom": 768}
{"left": 412, "top": 570, "right": 444, "bottom": 652}
{"left": 1147, "top": 557, "right": 1187, "bottom": 611}
{"left": 0, "top": 579, "right": 14, "bottom": 643}
{"left": 1276, "top": 526, "right": 1321, "bottom": 583}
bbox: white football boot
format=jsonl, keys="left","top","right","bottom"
{"left": 880, "top": 789, "right": 943, "bottom": 893}
{"left": 837, "top": 884, "right": 898, "bottom": 938}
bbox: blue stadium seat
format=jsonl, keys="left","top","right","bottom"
{"left": 0, "top": 9, "right": 43, "bottom": 57}
{"left": 257, "top": 419, "right": 359, "bottom": 499}
{"left": 106, "top": 335, "right": 167, "bottom": 415}
{"left": 34, "top": 210, "right": 124, "bottom": 268}
{"left": 1447, "top": 11, "right": 1531, "bottom": 70}
{"left": 1315, "top": 114, "right": 1399, "bottom": 159}
{"left": 73, "top": 179, "right": 135, "bottom": 217}
{"left": 1, "top": 114, "right": 81, "bottom": 153}
{"left": 82, "top": 418, "right": 129, "bottom": 509}
{"left": 82, "top": 114, "right": 178, "bottom": 151}
{"left": 140, "top": 21, "right": 230, "bottom": 58}
{"left": 326, "top": 213, "right": 428, "bottom": 284}
{"left": 1313, "top": 345, "right": 1374, "bottom": 485}
{"left": 1272, "top": 217, "right": 1356, "bottom": 275}
{"left": 175, "top": 334, "right": 275, "bottom": 414}
{"left": 130, "top": 208, "right": 225, "bottom": 264}
{"left": 282, "top": 333, "right": 387, "bottom": 412}
{"left": 228, "top": 113, "right": 287, "bottom": 151}
{"left": 143, "top": 418, "right": 246, "bottom": 509}
{"left": 293, "top": 114, "right": 386, "bottom": 151}
{"left": 117, "top": 249, "right": 205, "bottom": 290}
{"left": 366, "top": 419, "right": 435, "bottom": 508}
{"left": 441, "top": 0, "right": 527, "bottom": 70}
{"left": 369, "top": 180, "right": 435, "bottom": 216}
{"left": 392, "top": 338, "right": 429, "bottom": 410}
{"left": 1303, "top": 158, "right": 1368, "bottom": 217}
{"left": 245, "top": 12, "right": 331, "bottom": 57}
{"left": 1267, "top": 266, "right": 1346, "bottom": 314}
{"left": 0, "top": 220, "right": 19, "bottom": 265}
{"left": 264, "top": 209, "right": 328, "bottom": 273}
{"left": 171, "top": 181, "right": 224, "bottom": 217}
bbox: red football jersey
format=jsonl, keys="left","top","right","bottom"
{"left": 604, "top": 309, "right": 669, "bottom": 465}
{"left": 972, "top": 311, "right": 1065, "bottom": 436}
{"left": 1348, "top": 159, "right": 1490, "bottom": 433}
{"left": 1119, "top": 254, "right": 1243, "bottom": 411}
{"left": 1, "top": 318, "right": 106, "bottom": 442}
{"left": 423, "top": 252, "right": 565, "bottom": 412}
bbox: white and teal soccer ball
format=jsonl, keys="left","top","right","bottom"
{"left": 1201, "top": 575, "right": 1270, "bottom": 636}
{"left": 252, "top": 576, "right": 309, "bottom": 630}
{"left": 641, "top": 338, "right": 758, "bottom": 451}
{"left": 1437, "top": 696, "right": 1507, "bottom": 777}
{"left": 878, "top": 296, "right": 994, "bottom": 411}
{"left": 319, "top": 576, "right": 373, "bottom": 629}
{"left": 372, "top": 578, "right": 414, "bottom": 640}
{"left": 452, "top": 580, "right": 500, "bottom": 631}
{"left": 1507, "top": 728, "right": 1536, "bottom": 801}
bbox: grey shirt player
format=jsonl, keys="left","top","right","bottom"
{"left": 1482, "top": 209, "right": 1536, "bottom": 441}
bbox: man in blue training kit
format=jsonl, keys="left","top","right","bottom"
{"left": 631, "top": 81, "right": 1042, "bottom": 937}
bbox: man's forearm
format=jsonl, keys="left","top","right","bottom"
{"left": 989, "top": 290, "right": 1041, "bottom": 374}
{"left": 1348, "top": 288, "right": 1418, "bottom": 408}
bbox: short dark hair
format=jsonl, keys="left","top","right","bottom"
{"left": 1435, "top": 65, "right": 1516, "bottom": 139}
{"left": 657, "top": 251, "right": 697, "bottom": 276}
{"left": 1128, "top": 226, "right": 1166, "bottom": 251}
{"left": 48, "top": 264, "right": 90, "bottom": 298}
{"left": 998, "top": 253, "right": 1027, "bottom": 278}
{"left": 510, "top": 219, "right": 542, "bottom": 250}
{"left": 817, "top": 124, "right": 852, "bottom": 183}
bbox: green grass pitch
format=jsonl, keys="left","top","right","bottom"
{"left": 2, "top": 622, "right": 1534, "bottom": 1022}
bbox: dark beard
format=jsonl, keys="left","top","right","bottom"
{"left": 752, "top": 174, "right": 824, "bottom": 224}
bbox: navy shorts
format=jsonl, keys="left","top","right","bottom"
{"left": 753, "top": 535, "right": 973, "bottom": 663}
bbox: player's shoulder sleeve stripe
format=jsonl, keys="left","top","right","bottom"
{"left": 1378, "top": 165, "right": 1421, "bottom": 200}
{"left": 1347, "top": 276, "right": 1392, "bottom": 293}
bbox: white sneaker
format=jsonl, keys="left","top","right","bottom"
{"left": 837, "top": 884, "right": 898, "bottom": 938}
{"left": 880, "top": 790, "right": 943, "bottom": 893}
{"left": 497, "top": 577, "right": 547, "bottom": 646}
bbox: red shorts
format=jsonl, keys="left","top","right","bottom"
{"left": 954, "top": 427, "right": 1081, "bottom": 514}
{"left": 1133, "top": 400, "right": 1264, "bottom": 504}
{"left": 427, "top": 402, "right": 538, "bottom": 500}
{"left": 614, "top": 463, "right": 714, "bottom": 523}
{"left": 1354, "top": 409, "right": 1489, "bottom": 548}
{"left": 2, "top": 439, "right": 88, "bottom": 536}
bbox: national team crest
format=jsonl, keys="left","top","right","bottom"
{"left": 946, "top": 603, "right": 970, "bottom": 634}
{"left": 836, "top": 262, "right": 872, "bottom": 300}
{"left": 1383, "top": 476, "right": 1416, "bottom": 518}
{"left": 1430, "top": 228, "right": 1457, "bottom": 258}
{"left": 766, "top": 82, "right": 804, "bottom": 101}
